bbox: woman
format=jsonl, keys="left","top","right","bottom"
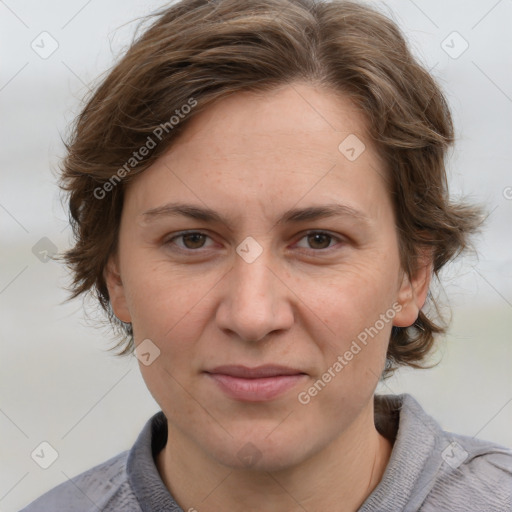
{"left": 21, "top": 0, "right": 512, "bottom": 510}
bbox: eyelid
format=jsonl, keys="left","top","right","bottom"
{"left": 292, "top": 230, "right": 345, "bottom": 252}
{"left": 164, "top": 229, "right": 345, "bottom": 253}
{"left": 165, "top": 230, "right": 217, "bottom": 251}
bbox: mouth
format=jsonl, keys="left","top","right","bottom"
{"left": 204, "top": 365, "right": 308, "bottom": 402}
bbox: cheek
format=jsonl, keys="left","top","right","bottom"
{"left": 122, "top": 254, "right": 216, "bottom": 340}
{"left": 296, "top": 267, "right": 396, "bottom": 427}
{"left": 294, "top": 254, "right": 399, "bottom": 400}
{"left": 301, "top": 257, "right": 399, "bottom": 340}
{"left": 124, "top": 261, "right": 214, "bottom": 401}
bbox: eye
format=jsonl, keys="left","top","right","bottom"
{"left": 165, "top": 231, "right": 214, "bottom": 251}
{"left": 294, "top": 231, "right": 343, "bottom": 251}
{"left": 164, "top": 230, "right": 344, "bottom": 254}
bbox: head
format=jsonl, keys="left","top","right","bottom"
{"left": 59, "top": 0, "right": 484, "bottom": 470}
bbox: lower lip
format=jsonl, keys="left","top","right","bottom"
{"left": 206, "top": 373, "right": 307, "bottom": 402}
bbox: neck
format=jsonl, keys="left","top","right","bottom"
{"left": 156, "top": 401, "right": 393, "bottom": 512}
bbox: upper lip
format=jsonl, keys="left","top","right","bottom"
{"left": 205, "top": 365, "right": 306, "bottom": 379}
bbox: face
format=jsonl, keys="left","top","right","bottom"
{"left": 106, "top": 82, "right": 430, "bottom": 472}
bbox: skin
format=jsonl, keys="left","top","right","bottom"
{"left": 105, "top": 82, "right": 432, "bottom": 512}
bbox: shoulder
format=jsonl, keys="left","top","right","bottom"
{"left": 423, "top": 430, "right": 512, "bottom": 512}
{"left": 19, "top": 450, "right": 141, "bottom": 512}
{"left": 371, "top": 393, "right": 512, "bottom": 512}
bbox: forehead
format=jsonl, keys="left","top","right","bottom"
{"left": 125, "top": 83, "right": 391, "bottom": 225}
{"left": 168, "top": 82, "right": 376, "bottom": 160}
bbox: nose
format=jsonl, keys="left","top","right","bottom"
{"left": 215, "top": 245, "right": 295, "bottom": 343}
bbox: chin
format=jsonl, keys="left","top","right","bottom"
{"left": 205, "top": 433, "right": 312, "bottom": 473}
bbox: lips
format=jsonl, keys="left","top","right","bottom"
{"left": 204, "top": 365, "right": 307, "bottom": 401}
{"left": 206, "top": 364, "right": 306, "bottom": 378}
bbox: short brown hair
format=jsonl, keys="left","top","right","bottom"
{"left": 58, "top": 0, "right": 485, "bottom": 377}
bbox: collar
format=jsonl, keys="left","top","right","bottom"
{"left": 127, "top": 393, "right": 444, "bottom": 511}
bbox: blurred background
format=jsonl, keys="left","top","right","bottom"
{"left": 1, "top": 0, "right": 511, "bottom": 510}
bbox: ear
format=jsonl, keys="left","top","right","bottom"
{"left": 104, "top": 254, "right": 132, "bottom": 324}
{"left": 393, "top": 248, "right": 433, "bottom": 328}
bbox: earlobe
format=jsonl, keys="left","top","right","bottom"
{"left": 104, "top": 255, "right": 132, "bottom": 324}
{"left": 393, "top": 249, "right": 433, "bottom": 328}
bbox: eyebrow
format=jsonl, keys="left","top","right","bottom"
{"left": 140, "top": 202, "right": 371, "bottom": 228}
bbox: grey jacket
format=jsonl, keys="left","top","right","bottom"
{"left": 19, "top": 393, "right": 512, "bottom": 511}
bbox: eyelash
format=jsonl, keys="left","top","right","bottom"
{"left": 164, "top": 230, "right": 344, "bottom": 254}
